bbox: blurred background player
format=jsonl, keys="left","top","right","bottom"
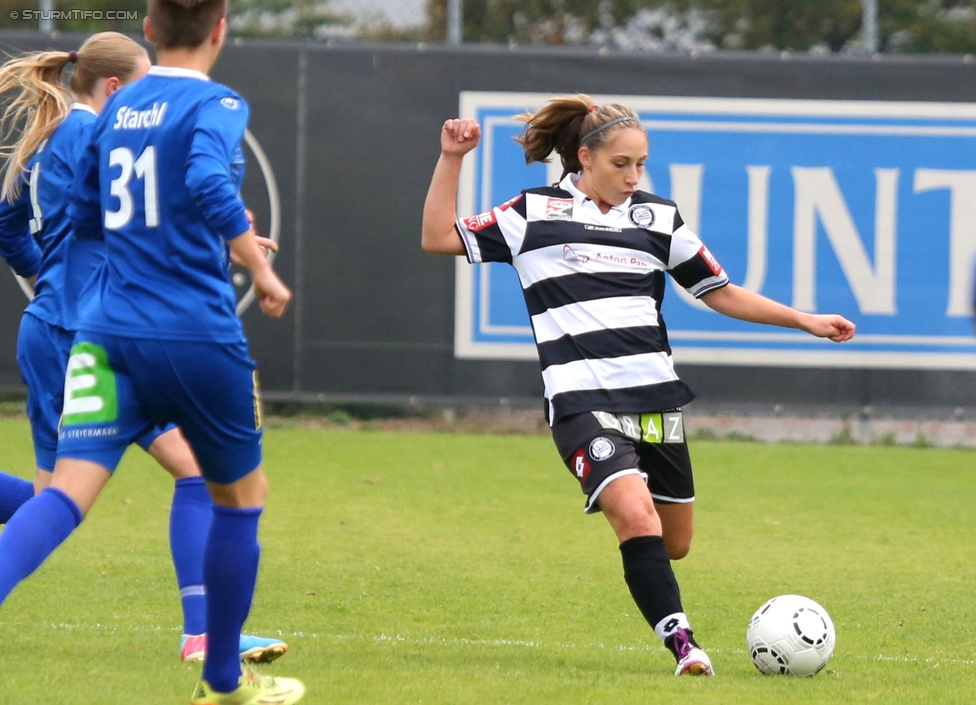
{"left": 0, "top": 31, "right": 287, "bottom": 666}
{"left": 0, "top": 4, "right": 303, "bottom": 702}
{"left": 421, "top": 95, "right": 855, "bottom": 676}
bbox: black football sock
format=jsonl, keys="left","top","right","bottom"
{"left": 619, "top": 534, "right": 697, "bottom": 659}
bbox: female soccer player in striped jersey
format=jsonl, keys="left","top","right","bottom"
{"left": 422, "top": 95, "right": 856, "bottom": 676}
{"left": 0, "top": 31, "right": 288, "bottom": 667}
{"left": 0, "top": 8, "right": 302, "bottom": 702}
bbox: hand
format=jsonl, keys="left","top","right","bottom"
{"left": 440, "top": 118, "right": 481, "bottom": 157}
{"left": 252, "top": 266, "right": 292, "bottom": 318}
{"left": 803, "top": 314, "right": 856, "bottom": 342}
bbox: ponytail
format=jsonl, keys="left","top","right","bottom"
{"left": 0, "top": 51, "right": 74, "bottom": 202}
{"left": 515, "top": 94, "right": 643, "bottom": 179}
{"left": 0, "top": 32, "right": 147, "bottom": 204}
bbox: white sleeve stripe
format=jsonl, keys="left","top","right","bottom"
{"left": 688, "top": 274, "right": 729, "bottom": 298}
{"left": 455, "top": 220, "right": 482, "bottom": 263}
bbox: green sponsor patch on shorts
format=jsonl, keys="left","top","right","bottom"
{"left": 62, "top": 342, "right": 119, "bottom": 426}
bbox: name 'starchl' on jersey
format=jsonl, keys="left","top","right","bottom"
{"left": 113, "top": 102, "right": 168, "bottom": 130}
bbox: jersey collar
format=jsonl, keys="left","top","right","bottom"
{"left": 148, "top": 65, "right": 210, "bottom": 81}
{"left": 560, "top": 172, "right": 632, "bottom": 213}
{"left": 70, "top": 102, "right": 97, "bottom": 115}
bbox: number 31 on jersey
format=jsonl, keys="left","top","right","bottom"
{"left": 105, "top": 146, "right": 159, "bottom": 229}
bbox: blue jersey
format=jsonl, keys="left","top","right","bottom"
{"left": 70, "top": 65, "right": 251, "bottom": 342}
{"left": 0, "top": 105, "right": 102, "bottom": 330}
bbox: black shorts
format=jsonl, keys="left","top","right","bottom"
{"left": 551, "top": 410, "right": 695, "bottom": 514}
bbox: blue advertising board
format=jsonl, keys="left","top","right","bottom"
{"left": 454, "top": 91, "right": 976, "bottom": 370}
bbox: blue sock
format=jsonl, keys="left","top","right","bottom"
{"left": 0, "top": 470, "right": 35, "bottom": 523}
{"left": 170, "top": 477, "right": 212, "bottom": 636}
{"left": 0, "top": 488, "right": 82, "bottom": 604}
{"left": 202, "top": 505, "right": 261, "bottom": 693}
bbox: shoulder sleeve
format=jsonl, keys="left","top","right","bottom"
{"left": 455, "top": 193, "right": 527, "bottom": 264}
{"left": 68, "top": 122, "right": 105, "bottom": 241}
{"left": 0, "top": 180, "right": 41, "bottom": 277}
{"left": 185, "top": 93, "right": 251, "bottom": 241}
{"left": 666, "top": 207, "right": 729, "bottom": 298}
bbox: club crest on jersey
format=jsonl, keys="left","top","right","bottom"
{"left": 562, "top": 244, "right": 590, "bottom": 268}
{"left": 545, "top": 197, "right": 574, "bottom": 221}
{"left": 699, "top": 245, "right": 723, "bottom": 275}
{"left": 588, "top": 437, "right": 616, "bottom": 461}
{"left": 628, "top": 204, "right": 655, "bottom": 229}
{"left": 462, "top": 211, "right": 496, "bottom": 232}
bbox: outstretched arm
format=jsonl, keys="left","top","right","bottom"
{"left": 700, "top": 283, "right": 855, "bottom": 342}
{"left": 421, "top": 118, "right": 481, "bottom": 256}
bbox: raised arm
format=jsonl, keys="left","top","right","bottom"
{"left": 700, "top": 283, "right": 856, "bottom": 342}
{"left": 421, "top": 118, "right": 481, "bottom": 255}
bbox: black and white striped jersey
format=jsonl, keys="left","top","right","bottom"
{"left": 456, "top": 173, "right": 729, "bottom": 424}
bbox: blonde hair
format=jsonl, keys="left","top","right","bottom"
{"left": 0, "top": 32, "right": 147, "bottom": 203}
{"left": 515, "top": 94, "right": 643, "bottom": 179}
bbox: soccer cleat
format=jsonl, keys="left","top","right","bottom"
{"left": 671, "top": 627, "right": 714, "bottom": 676}
{"left": 181, "top": 634, "right": 289, "bottom": 664}
{"left": 190, "top": 666, "right": 305, "bottom": 705}
{"left": 239, "top": 634, "right": 288, "bottom": 664}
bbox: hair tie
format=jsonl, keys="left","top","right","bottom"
{"left": 580, "top": 116, "right": 640, "bottom": 145}
{"left": 588, "top": 105, "right": 599, "bottom": 114}
{"left": 68, "top": 50, "right": 78, "bottom": 64}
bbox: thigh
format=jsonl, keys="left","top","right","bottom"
{"left": 551, "top": 411, "right": 646, "bottom": 514}
{"left": 126, "top": 339, "right": 263, "bottom": 485}
{"left": 56, "top": 333, "right": 153, "bottom": 472}
{"left": 635, "top": 412, "right": 695, "bottom": 505}
{"left": 16, "top": 314, "right": 73, "bottom": 471}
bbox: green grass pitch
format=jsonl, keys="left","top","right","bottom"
{"left": 0, "top": 415, "right": 973, "bottom": 703}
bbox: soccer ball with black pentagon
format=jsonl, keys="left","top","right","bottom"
{"left": 746, "top": 594, "right": 835, "bottom": 676}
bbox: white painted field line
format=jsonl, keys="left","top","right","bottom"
{"left": 6, "top": 621, "right": 973, "bottom": 667}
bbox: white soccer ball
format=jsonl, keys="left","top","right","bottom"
{"left": 746, "top": 594, "right": 836, "bottom": 676}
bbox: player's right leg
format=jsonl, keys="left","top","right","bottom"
{"left": 136, "top": 426, "right": 288, "bottom": 663}
{"left": 129, "top": 338, "right": 302, "bottom": 703}
{"left": 552, "top": 411, "right": 713, "bottom": 676}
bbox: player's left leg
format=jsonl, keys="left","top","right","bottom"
{"left": 0, "top": 460, "right": 105, "bottom": 605}
{"left": 1, "top": 315, "right": 74, "bottom": 523}
{"left": 0, "top": 332, "right": 141, "bottom": 607}
{"left": 655, "top": 502, "right": 693, "bottom": 560}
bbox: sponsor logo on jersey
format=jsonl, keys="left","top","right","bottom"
{"left": 113, "top": 102, "right": 168, "bottom": 130}
{"left": 462, "top": 211, "right": 497, "bottom": 232}
{"left": 545, "top": 197, "right": 574, "bottom": 220}
{"left": 699, "top": 245, "right": 723, "bottom": 275}
{"left": 628, "top": 203, "right": 656, "bottom": 229}
{"left": 588, "top": 436, "right": 616, "bottom": 461}
{"left": 562, "top": 244, "right": 590, "bottom": 267}
{"left": 584, "top": 224, "right": 621, "bottom": 233}
{"left": 220, "top": 97, "right": 241, "bottom": 110}
{"left": 591, "top": 251, "right": 650, "bottom": 268}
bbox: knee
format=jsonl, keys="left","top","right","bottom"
{"left": 665, "top": 536, "right": 692, "bottom": 560}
